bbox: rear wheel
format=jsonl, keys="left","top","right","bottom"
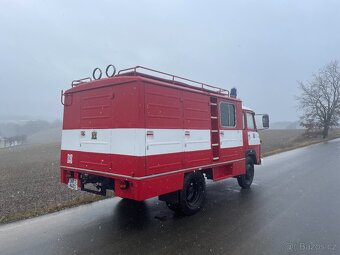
{"left": 178, "top": 172, "right": 206, "bottom": 215}
{"left": 237, "top": 157, "right": 254, "bottom": 188}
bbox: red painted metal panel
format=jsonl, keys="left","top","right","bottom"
{"left": 62, "top": 149, "right": 214, "bottom": 177}
{"left": 63, "top": 82, "right": 145, "bottom": 130}
{"left": 61, "top": 150, "right": 145, "bottom": 177}
{"left": 145, "top": 83, "right": 183, "bottom": 129}
{"left": 183, "top": 149, "right": 212, "bottom": 168}
{"left": 115, "top": 173, "right": 184, "bottom": 201}
{"left": 212, "top": 164, "right": 234, "bottom": 181}
{"left": 146, "top": 150, "right": 213, "bottom": 175}
{"left": 78, "top": 152, "right": 111, "bottom": 172}
{"left": 146, "top": 152, "right": 183, "bottom": 175}
{"left": 212, "top": 159, "right": 246, "bottom": 181}
{"left": 110, "top": 154, "right": 146, "bottom": 177}
{"left": 111, "top": 82, "right": 145, "bottom": 128}
{"left": 63, "top": 94, "right": 80, "bottom": 130}
{"left": 233, "top": 159, "right": 246, "bottom": 176}
{"left": 219, "top": 147, "right": 244, "bottom": 162}
{"left": 80, "top": 86, "right": 113, "bottom": 129}
{"left": 182, "top": 91, "right": 210, "bottom": 129}
{"left": 60, "top": 150, "right": 79, "bottom": 168}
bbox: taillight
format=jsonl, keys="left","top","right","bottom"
{"left": 119, "top": 180, "right": 129, "bottom": 190}
{"left": 65, "top": 171, "right": 73, "bottom": 179}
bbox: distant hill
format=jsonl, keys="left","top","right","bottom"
{"left": 270, "top": 121, "right": 303, "bottom": 129}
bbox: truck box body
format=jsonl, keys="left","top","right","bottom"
{"left": 60, "top": 68, "right": 261, "bottom": 202}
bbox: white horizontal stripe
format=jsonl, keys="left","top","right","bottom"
{"left": 220, "top": 130, "right": 243, "bottom": 148}
{"left": 62, "top": 129, "right": 111, "bottom": 154}
{"left": 112, "top": 129, "right": 146, "bottom": 156}
{"left": 61, "top": 128, "right": 245, "bottom": 156}
{"left": 146, "top": 129, "right": 183, "bottom": 155}
{"left": 184, "top": 129, "right": 211, "bottom": 152}
{"left": 61, "top": 129, "right": 146, "bottom": 156}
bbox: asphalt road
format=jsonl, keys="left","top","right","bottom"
{"left": 1, "top": 139, "right": 340, "bottom": 255}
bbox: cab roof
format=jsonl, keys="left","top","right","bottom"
{"left": 242, "top": 106, "right": 254, "bottom": 112}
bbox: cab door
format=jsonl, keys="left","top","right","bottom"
{"left": 218, "top": 100, "right": 243, "bottom": 162}
{"left": 245, "top": 111, "right": 261, "bottom": 162}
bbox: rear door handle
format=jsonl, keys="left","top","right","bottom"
{"left": 146, "top": 130, "right": 154, "bottom": 138}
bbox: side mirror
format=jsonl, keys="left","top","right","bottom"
{"left": 262, "top": 114, "right": 269, "bottom": 129}
{"left": 255, "top": 114, "right": 269, "bottom": 130}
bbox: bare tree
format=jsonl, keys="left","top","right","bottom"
{"left": 298, "top": 61, "right": 340, "bottom": 138}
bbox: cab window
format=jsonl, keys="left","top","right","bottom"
{"left": 246, "top": 112, "right": 255, "bottom": 130}
{"left": 220, "top": 102, "right": 235, "bottom": 127}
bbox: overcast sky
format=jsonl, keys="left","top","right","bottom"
{"left": 1, "top": 0, "right": 340, "bottom": 122}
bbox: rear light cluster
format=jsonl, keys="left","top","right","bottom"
{"left": 65, "top": 171, "right": 74, "bottom": 179}
{"left": 119, "top": 180, "right": 129, "bottom": 190}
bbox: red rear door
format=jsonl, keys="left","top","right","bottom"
{"left": 78, "top": 86, "right": 113, "bottom": 172}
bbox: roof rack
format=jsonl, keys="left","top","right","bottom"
{"left": 118, "top": 66, "right": 229, "bottom": 96}
{"left": 70, "top": 65, "right": 230, "bottom": 96}
{"left": 71, "top": 77, "right": 92, "bottom": 87}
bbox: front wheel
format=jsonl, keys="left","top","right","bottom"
{"left": 237, "top": 157, "right": 254, "bottom": 188}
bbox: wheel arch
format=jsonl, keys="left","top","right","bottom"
{"left": 246, "top": 149, "right": 257, "bottom": 164}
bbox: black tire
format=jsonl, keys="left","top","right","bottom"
{"left": 237, "top": 157, "right": 254, "bottom": 188}
{"left": 177, "top": 172, "right": 206, "bottom": 215}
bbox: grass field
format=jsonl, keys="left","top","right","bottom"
{"left": 0, "top": 128, "right": 339, "bottom": 224}
{"left": 259, "top": 128, "right": 340, "bottom": 156}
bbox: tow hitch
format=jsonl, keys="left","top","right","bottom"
{"left": 80, "top": 174, "right": 114, "bottom": 196}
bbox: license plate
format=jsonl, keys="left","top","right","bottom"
{"left": 68, "top": 178, "right": 78, "bottom": 190}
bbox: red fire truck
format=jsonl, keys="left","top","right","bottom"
{"left": 60, "top": 65, "right": 269, "bottom": 215}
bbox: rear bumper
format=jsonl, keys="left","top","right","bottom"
{"left": 60, "top": 166, "right": 184, "bottom": 201}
